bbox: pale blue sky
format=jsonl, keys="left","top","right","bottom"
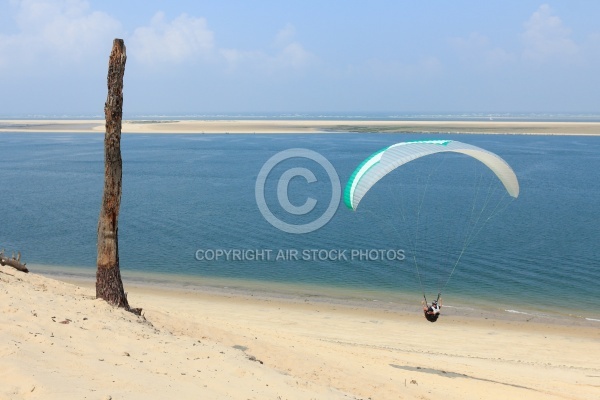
{"left": 0, "top": 0, "right": 599, "bottom": 116}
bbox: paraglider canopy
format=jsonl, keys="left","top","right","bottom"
{"left": 344, "top": 139, "right": 519, "bottom": 211}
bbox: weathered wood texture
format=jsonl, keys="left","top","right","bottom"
{"left": 96, "top": 39, "right": 129, "bottom": 308}
{"left": 0, "top": 251, "right": 28, "bottom": 273}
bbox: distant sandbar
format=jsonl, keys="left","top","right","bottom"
{"left": 0, "top": 119, "right": 599, "bottom": 135}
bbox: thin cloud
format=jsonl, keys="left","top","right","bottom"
{"left": 0, "top": 0, "right": 121, "bottom": 70}
{"left": 276, "top": 42, "right": 314, "bottom": 69}
{"left": 449, "top": 32, "right": 515, "bottom": 68}
{"left": 219, "top": 44, "right": 315, "bottom": 74}
{"left": 521, "top": 4, "right": 578, "bottom": 63}
{"left": 129, "top": 17, "right": 315, "bottom": 73}
{"left": 129, "top": 12, "right": 215, "bottom": 65}
{"left": 448, "top": 5, "right": 581, "bottom": 68}
{"left": 272, "top": 24, "right": 314, "bottom": 70}
{"left": 219, "top": 24, "right": 316, "bottom": 74}
{"left": 0, "top": 4, "right": 316, "bottom": 76}
{"left": 275, "top": 23, "right": 296, "bottom": 47}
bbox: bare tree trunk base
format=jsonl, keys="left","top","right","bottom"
{"left": 96, "top": 266, "right": 142, "bottom": 315}
{"left": 96, "top": 266, "right": 128, "bottom": 308}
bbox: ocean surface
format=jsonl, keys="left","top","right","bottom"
{"left": 1, "top": 130, "right": 599, "bottom": 321}
{"left": 4, "top": 111, "right": 600, "bottom": 122}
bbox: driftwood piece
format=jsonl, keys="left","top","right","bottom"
{"left": 0, "top": 251, "right": 28, "bottom": 273}
{"left": 96, "top": 38, "right": 130, "bottom": 309}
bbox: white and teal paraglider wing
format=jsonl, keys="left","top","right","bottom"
{"left": 344, "top": 139, "right": 519, "bottom": 210}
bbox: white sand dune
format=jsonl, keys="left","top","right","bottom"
{"left": 0, "top": 267, "right": 346, "bottom": 399}
{"left": 1, "top": 265, "right": 599, "bottom": 399}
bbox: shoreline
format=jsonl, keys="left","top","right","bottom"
{"left": 31, "top": 264, "right": 599, "bottom": 328}
{"left": 0, "top": 118, "right": 599, "bottom": 135}
{"left": 2, "top": 264, "right": 599, "bottom": 399}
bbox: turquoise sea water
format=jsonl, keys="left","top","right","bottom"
{"left": 1, "top": 131, "right": 599, "bottom": 321}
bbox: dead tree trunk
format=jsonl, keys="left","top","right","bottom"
{"left": 96, "top": 38, "right": 129, "bottom": 309}
{"left": 0, "top": 250, "right": 28, "bottom": 273}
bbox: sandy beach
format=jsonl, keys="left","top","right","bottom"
{"left": 0, "top": 119, "right": 599, "bottom": 135}
{"left": 1, "top": 264, "right": 598, "bottom": 400}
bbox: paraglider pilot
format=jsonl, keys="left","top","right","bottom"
{"left": 422, "top": 297, "right": 442, "bottom": 322}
